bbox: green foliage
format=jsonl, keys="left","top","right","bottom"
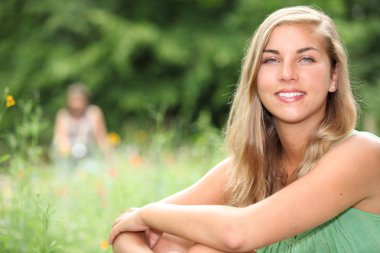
{"left": 0, "top": 0, "right": 379, "bottom": 137}
{"left": 0, "top": 181, "right": 58, "bottom": 253}
{"left": 0, "top": 90, "right": 48, "bottom": 171}
{"left": 335, "top": 1, "right": 380, "bottom": 131}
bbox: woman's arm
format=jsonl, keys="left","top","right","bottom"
{"left": 112, "top": 158, "right": 232, "bottom": 252}
{"left": 53, "top": 110, "right": 71, "bottom": 156}
{"left": 88, "top": 105, "right": 112, "bottom": 157}
{"left": 110, "top": 134, "right": 380, "bottom": 252}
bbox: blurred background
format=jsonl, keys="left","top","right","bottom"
{"left": 0, "top": 1, "right": 380, "bottom": 252}
{"left": 1, "top": 0, "right": 379, "bottom": 153}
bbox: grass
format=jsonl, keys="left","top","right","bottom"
{"left": 0, "top": 135, "right": 224, "bottom": 253}
{"left": 0, "top": 88, "right": 225, "bottom": 252}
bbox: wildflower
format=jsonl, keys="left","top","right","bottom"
{"left": 56, "top": 186, "right": 68, "bottom": 198}
{"left": 100, "top": 240, "right": 109, "bottom": 250}
{"left": 130, "top": 154, "right": 142, "bottom": 167}
{"left": 17, "top": 170, "right": 25, "bottom": 180}
{"left": 107, "top": 167, "right": 118, "bottom": 178}
{"left": 6, "top": 95, "right": 16, "bottom": 107}
{"left": 108, "top": 132, "right": 121, "bottom": 146}
{"left": 164, "top": 153, "right": 175, "bottom": 166}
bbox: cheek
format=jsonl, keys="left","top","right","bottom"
{"left": 256, "top": 83, "right": 271, "bottom": 110}
{"left": 307, "top": 67, "right": 332, "bottom": 90}
{"left": 256, "top": 69, "right": 266, "bottom": 89}
{"left": 256, "top": 68, "right": 274, "bottom": 95}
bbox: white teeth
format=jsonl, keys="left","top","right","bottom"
{"left": 277, "top": 92, "right": 304, "bottom": 98}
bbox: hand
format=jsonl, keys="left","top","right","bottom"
{"left": 109, "top": 208, "right": 148, "bottom": 245}
{"left": 147, "top": 228, "right": 163, "bottom": 249}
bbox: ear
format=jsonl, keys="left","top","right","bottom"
{"left": 329, "top": 63, "right": 339, "bottom": 92}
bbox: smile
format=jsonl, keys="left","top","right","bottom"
{"left": 277, "top": 92, "right": 305, "bottom": 98}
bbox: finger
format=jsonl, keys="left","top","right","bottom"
{"left": 149, "top": 232, "right": 161, "bottom": 248}
{"left": 112, "top": 216, "right": 124, "bottom": 228}
{"left": 112, "top": 218, "right": 120, "bottom": 228}
{"left": 111, "top": 210, "right": 134, "bottom": 227}
{"left": 108, "top": 226, "right": 120, "bottom": 245}
{"left": 149, "top": 228, "right": 163, "bottom": 249}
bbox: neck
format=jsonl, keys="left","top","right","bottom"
{"left": 69, "top": 108, "right": 87, "bottom": 119}
{"left": 274, "top": 121, "right": 316, "bottom": 176}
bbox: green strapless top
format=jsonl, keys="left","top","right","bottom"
{"left": 257, "top": 208, "right": 380, "bottom": 253}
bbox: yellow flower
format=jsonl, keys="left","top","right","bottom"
{"left": 100, "top": 240, "right": 109, "bottom": 250}
{"left": 107, "top": 132, "right": 120, "bottom": 146}
{"left": 6, "top": 95, "right": 16, "bottom": 107}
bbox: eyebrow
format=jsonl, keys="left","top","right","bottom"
{"left": 263, "top": 47, "right": 320, "bottom": 54}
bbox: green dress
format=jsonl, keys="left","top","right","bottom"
{"left": 257, "top": 208, "right": 380, "bottom": 252}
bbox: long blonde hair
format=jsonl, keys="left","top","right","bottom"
{"left": 224, "top": 6, "right": 357, "bottom": 207}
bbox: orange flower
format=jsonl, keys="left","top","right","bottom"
{"left": 6, "top": 95, "right": 16, "bottom": 107}
{"left": 107, "top": 167, "right": 118, "bottom": 178}
{"left": 130, "top": 154, "right": 142, "bottom": 167}
{"left": 108, "top": 132, "right": 121, "bottom": 146}
{"left": 17, "top": 170, "right": 25, "bottom": 180}
{"left": 56, "top": 186, "right": 68, "bottom": 197}
{"left": 100, "top": 240, "right": 109, "bottom": 250}
{"left": 164, "top": 153, "right": 175, "bottom": 166}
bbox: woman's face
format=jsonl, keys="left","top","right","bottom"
{"left": 256, "top": 23, "right": 337, "bottom": 128}
{"left": 67, "top": 92, "right": 88, "bottom": 117}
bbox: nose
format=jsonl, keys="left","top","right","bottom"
{"left": 279, "top": 60, "right": 298, "bottom": 82}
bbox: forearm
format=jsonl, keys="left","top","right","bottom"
{"left": 140, "top": 203, "right": 246, "bottom": 252}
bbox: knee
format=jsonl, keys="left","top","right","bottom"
{"left": 111, "top": 233, "right": 129, "bottom": 253}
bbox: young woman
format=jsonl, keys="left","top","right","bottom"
{"left": 109, "top": 6, "right": 380, "bottom": 253}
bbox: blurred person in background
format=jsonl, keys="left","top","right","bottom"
{"left": 52, "top": 83, "right": 112, "bottom": 169}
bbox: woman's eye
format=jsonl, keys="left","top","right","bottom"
{"left": 300, "top": 57, "right": 315, "bottom": 63}
{"left": 262, "top": 57, "right": 279, "bottom": 64}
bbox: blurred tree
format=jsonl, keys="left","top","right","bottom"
{"left": 0, "top": 0, "right": 379, "bottom": 143}
{"left": 341, "top": 0, "right": 380, "bottom": 132}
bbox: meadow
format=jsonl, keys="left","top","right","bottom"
{"left": 0, "top": 95, "right": 225, "bottom": 253}
{"left": 0, "top": 137, "right": 225, "bottom": 253}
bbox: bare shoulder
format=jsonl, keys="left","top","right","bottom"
{"left": 312, "top": 130, "right": 380, "bottom": 190}
{"left": 343, "top": 131, "right": 380, "bottom": 210}
{"left": 316, "top": 131, "right": 380, "bottom": 203}
{"left": 87, "top": 105, "right": 104, "bottom": 119}
{"left": 294, "top": 130, "right": 380, "bottom": 215}
{"left": 352, "top": 130, "right": 380, "bottom": 145}
{"left": 337, "top": 131, "right": 380, "bottom": 161}
{"left": 346, "top": 131, "right": 380, "bottom": 157}
{"left": 56, "top": 108, "right": 69, "bottom": 121}
{"left": 87, "top": 105, "right": 102, "bottom": 114}
{"left": 201, "top": 157, "right": 233, "bottom": 183}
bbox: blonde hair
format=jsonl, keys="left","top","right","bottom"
{"left": 224, "top": 6, "right": 357, "bottom": 207}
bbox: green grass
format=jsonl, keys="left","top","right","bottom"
{"left": 0, "top": 140, "right": 224, "bottom": 253}
{"left": 0, "top": 88, "right": 225, "bottom": 252}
